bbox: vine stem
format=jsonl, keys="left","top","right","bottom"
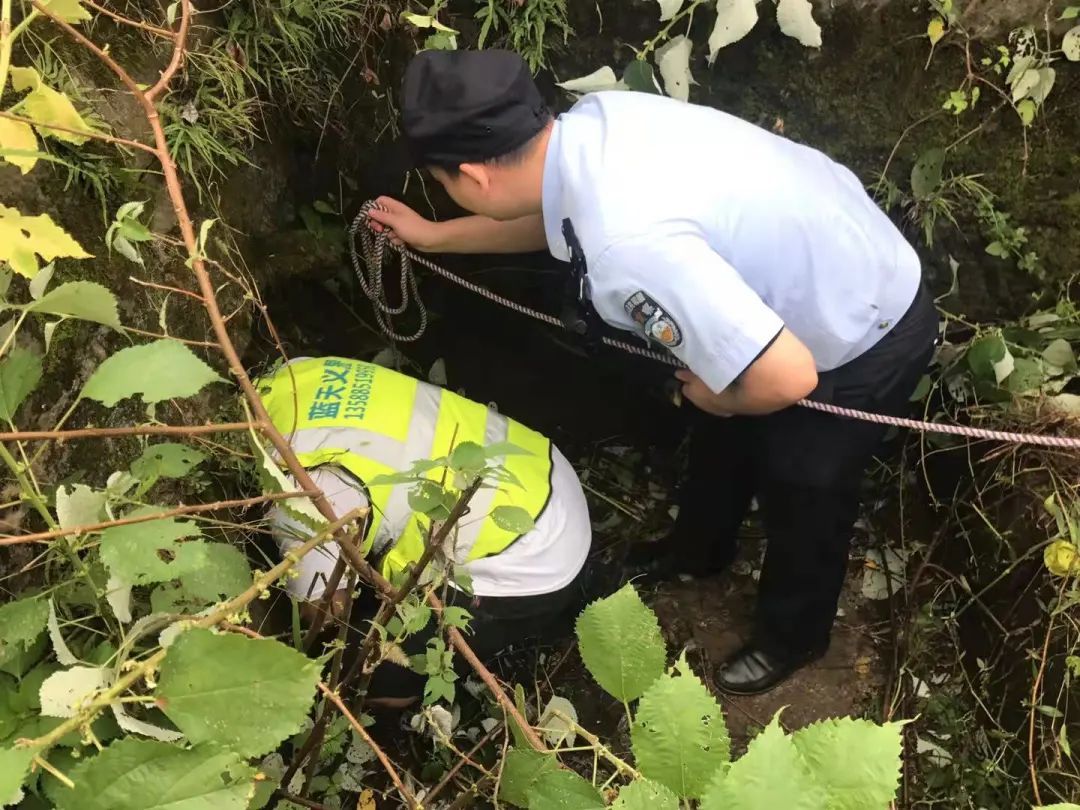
{"left": 1028, "top": 575, "right": 1068, "bottom": 805}
{"left": 0, "top": 420, "right": 257, "bottom": 442}
{"left": 0, "top": 490, "right": 318, "bottom": 545}
{"left": 20, "top": 507, "right": 368, "bottom": 753}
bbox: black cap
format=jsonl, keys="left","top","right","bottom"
{"left": 401, "top": 49, "right": 549, "bottom": 168}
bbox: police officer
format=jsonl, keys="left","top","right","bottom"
{"left": 367, "top": 50, "right": 939, "bottom": 695}
{"left": 259, "top": 355, "right": 592, "bottom": 703}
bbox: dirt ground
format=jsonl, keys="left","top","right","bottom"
{"left": 541, "top": 536, "right": 889, "bottom": 753}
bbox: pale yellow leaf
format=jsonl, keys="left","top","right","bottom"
{"left": 22, "top": 84, "right": 97, "bottom": 145}
{"left": 708, "top": 0, "right": 758, "bottom": 64}
{"left": 0, "top": 205, "right": 93, "bottom": 279}
{"left": 39, "top": 0, "right": 92, "bottom": 23}
{"left": 1045, "top": 540, "right": 1079, "bottom": 576}
{"left": 9, "top": 66, "right": 41, "bottom": 92}
{"left": 358, "top": 789, "right": 376, "bottom": 810}
{"left": 0, "top": 117, "right": 39, "bottom": 174}
{"left": 777, "top": 0, "right": 822, "bottom": 48}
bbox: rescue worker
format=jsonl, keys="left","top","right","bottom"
{"left": 365, "top": 50, "right": 940, "bottom": 695}
{"left": 258, "top": 355, "right": 592, "bottom": 702}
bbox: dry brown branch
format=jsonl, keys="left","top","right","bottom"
{"left": 0, "top": 491, "right": 316, "bottom": 545}
{"left": 0, "top": 421, "right": 256, "bottom": 442}
{"left": 318, "top": 682, "right": 420, "bottom": 809}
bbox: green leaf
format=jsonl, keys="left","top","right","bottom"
{"left": 0, "top": 745, "right": 36, "bottom": 806}
{"left": 54, "top": 738, "right": 255, "bottom": 810}
{"left": 499, "top": 749, "right": 559, "bottom": 808}
{"left": 1006, "top": 357, "right": 1044, "bottom": 394}
{"left": 449, "top": 441, "right": 486, "bottom": 473}
{"left": 56, "top": 484, "right": 106, "bottom": 533}
{"left": 178, "top": 543, "right": 251, "bottom": 604}
{"left": 81, "top": 339, "right": 226, "bottom": 406}
{"left": 910, "top": 147, "right": 945, "bottom": 200}
{"left": 631, "top": 665, "right": 730, "bottom": 798}
{"left": 408, "top": 479, "right": 452, "bottom": 517}
{"left": 1036, "top": 805, "right": 1080, "bottom": 810}
{"left": 613, "top": 779, "right": 681, "bottom": 809}
{"left": 0, "top": 205, "right": 91, "bottom": 279}
{"left": 398, "top": 601, "right": 432, "bottom": 635}
{"left": 1043, "top": 339, "right": 1077, "bottom": 371}
{"left": 117, "top": 219, "right": 152, "bottom": 243}
{"left": 623, "top": 60, "right": 661, "bottom": 93}
{"left": 966, "top": 333, "right": 1007, "bottom": 382}
{"left": 441, "top": 606, "right": 471, "bottom": 630}
{"left": 423, "top": 30, "right": 458, "bottom": 50}
{"left": 492, "top": 505, "right": 536, "bottom": 534}
{"left": 791, "top": 717, "right": 904, "bottom": 809}
{"left": 99, "top": 509, "right": 208, "bottom": 585}
{"left": 157, "top": 628, "right": 321, "bottom": 757}
{"left": 0, "top": 597, "right": 49, "bottom": 665}
{"left": 700, "top": 713, "right": 824, "bottom": 809}
{"left": 526, "top": 770, "right": 605, "bottom": 810}
{"left": 39, "top": 0, "right": 91, "bottom": 23}
{"left": 1061, "top": 6, "right": 1080, "bottom": 19}
{"left": 129, "top": 443, "right": 207, "bottom": 481}
{"left": 908, "top": 374, "right": 932, "bottom": 402}
{"left": 575, "top": 583, "right": 666, "bottom": 701}
{"left": 0, "top": 347, "right": 42, "bottom": 422}
{"left": 483, "top": 441, "right": 532, "bottom": 458}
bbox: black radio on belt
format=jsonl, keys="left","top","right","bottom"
{"left": 560, "top": 218, "right": 605, "bottom": 353}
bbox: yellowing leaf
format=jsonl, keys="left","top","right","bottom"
{"left": 927, "top": 16, "right": 946, "bottom": 45}
{"left": 557, "top": 66, "right": 627, "bottom": 93}
{"left": 0, "top": 205, "right": 92, "bottom": 279}
{"left": 0, "top": 117, "right": 39, "bottom": 174}
{"left": 22, "top": 84, "right": 97, "bottom": 145}
{"left": 401, "top": 11, "right": 457, "bottom": 32}
{"left": 1045, "top": 540, "right": 1079, "bottom": 576}
{"left": 657, "top": 0, "right": 685, "bottom": 21}
{"left": 10, "top": 66, "right": 41, "bottom": 92}
{"left": 39, "top": 0, "right": 91, "bottom": 23}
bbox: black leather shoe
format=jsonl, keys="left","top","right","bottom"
{"left": 714, "top": 644, "right": 825, "bottom": 696}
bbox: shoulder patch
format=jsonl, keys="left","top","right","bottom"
{"left": 623, "top": 291, "right": 683, "bottom": 348}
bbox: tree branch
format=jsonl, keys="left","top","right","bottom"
{"left": 0, "top": 491, "right": 317, "bottom": 545}
{"left": 0, "top": 421, "right": 257, "bottom": 442}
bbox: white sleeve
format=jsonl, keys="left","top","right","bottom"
{"left": 592, "top": 233, "right": 785, "bottom": 393}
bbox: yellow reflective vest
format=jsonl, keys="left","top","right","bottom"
{"left": 256, "top": 357, "right": 553, "bottom": 581}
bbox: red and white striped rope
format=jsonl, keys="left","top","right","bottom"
{"left": 355, "top": 206, "right": 1080, "bottom": 451}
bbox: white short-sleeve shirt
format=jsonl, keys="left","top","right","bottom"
{"left": 541, "top": 92, "right": 922, "bottom": 393}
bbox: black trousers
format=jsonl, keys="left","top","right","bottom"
{"left": 672, "top": 284, "right": 939, "bottom": 656}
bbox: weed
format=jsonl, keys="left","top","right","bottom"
{"left": 475, "top": 0, "right": 571, "bottom": 73}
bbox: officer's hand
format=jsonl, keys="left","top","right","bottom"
{"left": 675, "top": 369, "right": 732, "bottom": 417}
{"left": 366, "top": 196, "right": 441, "bottom": 252}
